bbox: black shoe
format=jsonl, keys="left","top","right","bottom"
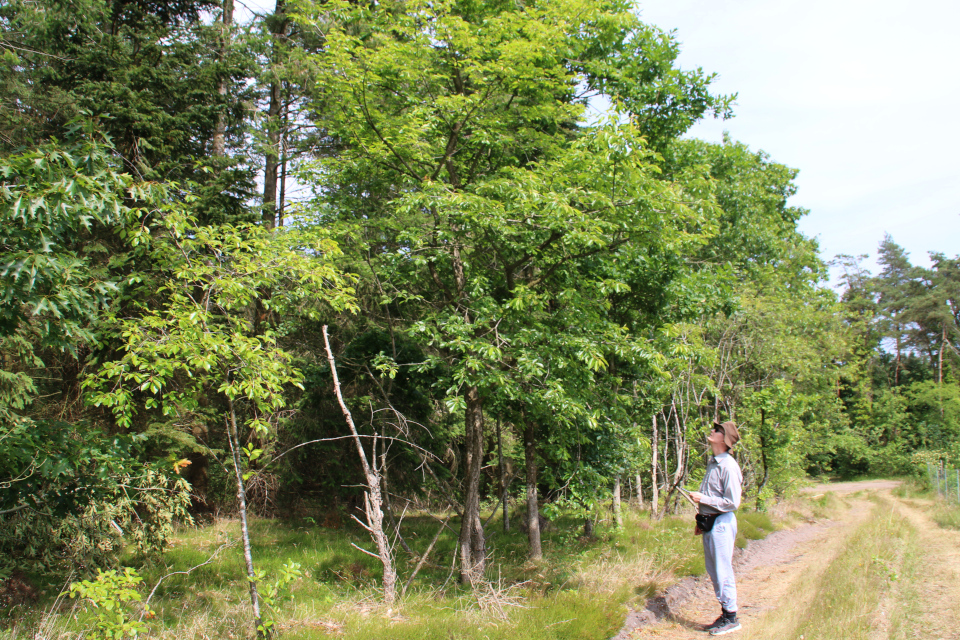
{"left": 703, "top": 614, "right": 725, "bottom": 631}
{"left": 709, "top": 612, "right": 741, "bottom": 636}
{"left": 704, "top": 610, "right": 731, "bottom": 632}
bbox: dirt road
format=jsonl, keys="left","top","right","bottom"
{"left": 614, "top": 480, "right": 960, "bottom": 640}
{"left": 805, "top": 479, "right": 903, "bottom": 494}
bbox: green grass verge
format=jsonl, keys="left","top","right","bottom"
{"left": 791, "top": 496, "right": 914, "bottom": 640}
{"left": 3, "top": 501, "right": 800, "bottom": 640}
{"left": 735, "top": 511, "right": 778, "bottom": 549}
{"left": 892, "top": 478, "right": 960, "bottom": 530}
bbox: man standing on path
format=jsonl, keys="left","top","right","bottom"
{"left": 691, "top": 421, "right": 743, "bottom": 636}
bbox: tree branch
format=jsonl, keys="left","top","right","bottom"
{"left": 141, "top": 539, "right": 235, "bottom": 619}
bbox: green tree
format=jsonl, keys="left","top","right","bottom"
{"left": 0, "top": 0, "right": 257, "bottom": 224}
{"left": 665, "top": 136, "right": 812, "bottom": 279}
{"left": 875, "top": 235, "right": 915, "bottom": 386}
{"left": 86, "top": 210, "right": 355, "bottom": 633}
{"left": 647, "top": 137, "right": 849, "bottom": 496}
{"left": 296, "top": 0, "right": 727, "bottom": 578}
{"left": 740, "top": 379, "right": 806, "bottom": 506}
{"left": 904, "top": 381, "right": 960, "bottom": 455}
{"left": 909, "top": 255, "right": 960, "bottom": 384}
{"left": 0, "top": 128, "right": 191, "bottom": 576}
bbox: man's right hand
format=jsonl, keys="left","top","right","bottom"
{"left": 694, "top": 525, "right": 702, "bottom": 536}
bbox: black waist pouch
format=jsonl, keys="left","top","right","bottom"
{"left": 695, "top": 512, "right": 719, "bottom": 532}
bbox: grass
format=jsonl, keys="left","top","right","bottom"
{"left": 150, "top": 509, "right": 693, "bottom": 640}
{"left": 2, "top": 500, "right": 803, "bottom": 640}
{"left": 892, "top": 477, "right": 960, "bottom": 530}
{"left": 740, "top": 492, "right": 917, "bottom": 640}
{"left": 883, "top": 523, "right": 925, "bottom": 640}
{"left": 792, "top": 498, "right": 913, "bottom": 640}
{"left": 735, "top": 511, "right": 778, "bottom": 549}
{"left": 931, "top": 505, "right": 960, "bottom": 529}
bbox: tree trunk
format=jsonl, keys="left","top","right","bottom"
{"left": 940, "top": 326, "right": 946, "bottom": 385}
{"left": 322, "top": 327, "right": 396, "bottom": 603}
{"left": 226, "top": 397, "right": 264, "bottom": 635}
{"left": 662, "top": 409, "right": 669, "bottom": 504}
{"left": 497, "top": 418, "right": 509, "bottom": 533}
{"left": 524, "top": 418, "right": 542, "bottom": 560}
{"left": 212, "top": 0, "right": 233, "bottom": 157}
{"left": 262, "top": 77, "right": 281, "bottom": 229}
{"left": 612, "top": 475, "right": 622, "bottom": 527}
{"left": 458, "top": 385, "right": 486, "bottom": 584}
{"left": 661, "top": 422, "right": 686, "bottom": 521}
{"left": 757, "top": 408, "right": 770, "bottom": 505}
{"left": 261, "top": 0, "right": 287, "bottom": 229}
{"left": 185, "top": 424, "right": 211, "bottom": 512}
{"left": 670, "top": 400, "right": 686, "bottom": 497}
{"left": 278, "top": 99, "right": 288, "bottom": 228}
{"left": 651, "top": 414, "right": 659, "bottom": 515}
{"left": 895, "top": 329, "right": 902, "bottom": 386}
{"left": 940, "top": 325, "right": 946, "bottom": 418}
{"left": 631, "top": 381, "right": 643, "bottom": 510}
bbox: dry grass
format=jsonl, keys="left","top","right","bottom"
{"left": 570, "top": 551, "right": 660, "bottom": 596}
{"left": 465, "top": 576, "right": 530, "bottom": 621}
{"left": 151, "top": 597, "right": 250, "bottom": 640}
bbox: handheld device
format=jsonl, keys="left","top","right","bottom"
{"left": 676, "top": 486, "right": 698, "bottom": 509}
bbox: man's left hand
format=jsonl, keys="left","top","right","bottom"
{"left": 689, "top": 491, "right": 704, "bottom": 504}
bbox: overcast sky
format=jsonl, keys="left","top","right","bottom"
{"left": 636, "top": 0, "right": 960, "bottom": 279}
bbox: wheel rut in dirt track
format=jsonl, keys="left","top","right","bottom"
{"left": 886, "top": 495, "right": 960, "bottom": 639}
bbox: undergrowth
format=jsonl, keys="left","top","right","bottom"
{"left": 2, "top": 497, "right": 809, "bottom": 640}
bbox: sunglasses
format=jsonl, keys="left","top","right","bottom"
{"left": 713, "top": 426, "right": 725, "bottom": 434}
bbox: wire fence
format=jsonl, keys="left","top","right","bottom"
{"left": 927, "top": 462, "right": 960, "bottom": 505}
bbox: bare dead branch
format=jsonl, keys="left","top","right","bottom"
{"left": 401, "top": 513, "right": 452, "bottom": 598}
{"left": 142, "top": 539, "right": 235, "bottom": 619}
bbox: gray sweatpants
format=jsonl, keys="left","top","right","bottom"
{"left": 702, "top": 510, "right": 737, "bottom": 612}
